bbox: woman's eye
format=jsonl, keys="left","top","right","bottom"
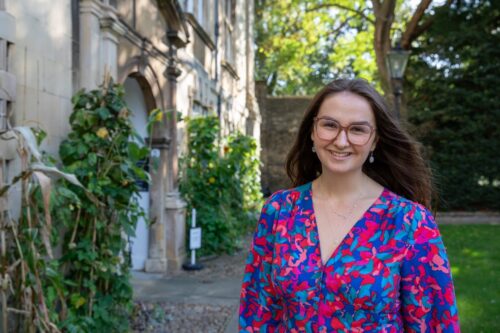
{"left": 350, "top": 125, "right": 370, "bottom": 134}
{"left": 322, "top": 121, "right": 338, "bottom": 129}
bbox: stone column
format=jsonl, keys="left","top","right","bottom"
{"left": 144, "top": 137, "right": 170, "bottom": 273}
{"left": 79, "top": 0, "right": 125, "bottom": 89}
{"left": 100, "top": 16, "right": 124, "bottom": 79}
{"left": 79, "top": 0, "right": 102, "bottom": 89}
{"left": 164, "top": 50, "right": 187, "bottom": 273}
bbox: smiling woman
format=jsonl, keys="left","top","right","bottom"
{"left": 239, "top": 79, "right": 461, "bottom": 332}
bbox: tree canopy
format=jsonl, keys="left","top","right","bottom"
{"left": 256, "top": 0, "right": 450, "bottom": 96}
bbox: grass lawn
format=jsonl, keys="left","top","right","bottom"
{"left": 439, "top": 224, "right": 500, "bottom": 332}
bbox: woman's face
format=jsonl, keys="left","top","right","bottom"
{"left": 311, "top": 91, "right": 377, "bottom": 176}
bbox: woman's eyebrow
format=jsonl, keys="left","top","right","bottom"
{"left": 318, "top": 116, "right": 372, "bottom": 126}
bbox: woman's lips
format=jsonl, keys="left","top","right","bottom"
{"left": 328, "top": 151, "right": 352, "bottom": 160}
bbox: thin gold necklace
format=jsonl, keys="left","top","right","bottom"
{"left": 315, "top": 182, "right": 364, "bottom": 221}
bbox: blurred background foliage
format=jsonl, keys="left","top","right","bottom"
{"left": 256, "top": 0, "right": 376, "bottom": 95}
{"left": 255, "top": 0, "right": 434, "bottom": 95}
{"left": 407, "top": 0, "right": 500, "bottom": 210}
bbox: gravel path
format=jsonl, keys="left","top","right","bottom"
{"left": 131, "top": 235, "right": 252, "bottom": 332}
{"left": 132, "top": 302, "right": 234, "bottom": 333}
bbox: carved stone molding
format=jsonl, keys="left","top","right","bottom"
{"left": 145, "top": 136, "right": 171, "bottom": 150}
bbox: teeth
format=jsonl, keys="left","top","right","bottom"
{"left": 331, "top": 151, "right": 351, "bottom": 157}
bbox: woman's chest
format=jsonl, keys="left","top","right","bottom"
{"left": 270, "top": 211, "right": 408, "bottom": 313}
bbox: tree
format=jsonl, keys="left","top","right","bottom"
{"left": 256, "top": 0, "right": 452, "bottom": 96}
{"left": 407, "top": 0, "right": 500, "bottom": 210}
{"left": 256, "top": 0, "right": 375, "bottom": 95}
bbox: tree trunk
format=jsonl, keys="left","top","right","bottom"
{"left": 372, "top": 0, "right": 396, "bottom": 103}
{"left": 372, "top": 0, "right": 435, "bottom": 120}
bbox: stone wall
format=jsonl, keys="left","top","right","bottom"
{"left": 256, "top": 82, "right": 312, "bottom": 194}
{"left": 7, "top": 0, "right": 74, "bottom": 156}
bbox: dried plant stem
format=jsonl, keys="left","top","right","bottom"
{"left": 69, "top": 206, "right": 81, "bottom": 244}
{"left": 6, "top": 307, "right": 29, "bottom": 315}
{"left": 88, "top": 216, "right": 98, "bottom": 317}
{"left": 1, "top": 222, "right": 8, "bottom": 333}
{"left": 0, "top": 161, "right": 8, "bottom": 333}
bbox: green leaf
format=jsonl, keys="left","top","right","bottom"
{"left": 70, "top": 293, "right": 86, "bottom": 309}
{"left": 96, "top": 107, "right": 111, "bottom": 120}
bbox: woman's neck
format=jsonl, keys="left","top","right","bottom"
{"left": 313, "top": 170, "right": 372, "bottom": 202}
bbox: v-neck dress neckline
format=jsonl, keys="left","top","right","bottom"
{"left": 308, "top": 182, "right": 388, "bottom": 267}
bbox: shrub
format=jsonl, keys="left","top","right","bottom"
{"left": 180, "top": 116, "right": 262, "bottom": 256}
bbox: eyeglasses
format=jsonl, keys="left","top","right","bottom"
{"left": 313, "top": 117, "right": 376, "bottom": 145}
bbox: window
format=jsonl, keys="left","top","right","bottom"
{"left": 192, "top": 102, "right": 209, "bottom": 117}
{"left": 100, "top": 0, "right": 117, "bottom": 7}
{"left": 224, "top": 0, "right": 236, "bottom": 65}
{"left": 224, "top": 26, "right": 233, "bottom": 64}
{"left": 196, "top": 0, "right": 204, "bottom": 28}
{"left": 0, "top": 38, "right": 13, "bottom": 131}
{"left": 181, "top": 0, "right": 194, "bottom": 12}
{"left": 193, "top": 30, "right": 206, "bottom": 65}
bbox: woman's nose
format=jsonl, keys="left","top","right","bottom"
{"left": 333, "top": 129, "right": 349, "bottom": 147}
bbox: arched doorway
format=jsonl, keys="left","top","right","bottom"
{"left": 123, "top": 76, "right": 150, "bottom": 271}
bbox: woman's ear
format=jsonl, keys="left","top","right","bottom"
{"left": 371, "top": 135, "right": 379, "bottom": 151}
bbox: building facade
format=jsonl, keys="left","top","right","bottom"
{"left": 0, "top": 0, "right": 259, "bottom": 274}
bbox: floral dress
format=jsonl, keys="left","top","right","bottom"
{"left": 239, "top": 182, "right": 460, "bottom": 332}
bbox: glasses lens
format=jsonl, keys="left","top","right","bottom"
{"left": 347, "top": 125, "right": 372, "bottom": 145}
{"left": 317, "top": 118, "right": 339, "bottom": 140}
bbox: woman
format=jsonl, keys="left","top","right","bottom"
{"left": 239, "top": 79, "right": 460, "bottom": 332}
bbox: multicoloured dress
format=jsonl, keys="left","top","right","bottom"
{"left": 239, "top": 182, "right": 460, "bottom": 332}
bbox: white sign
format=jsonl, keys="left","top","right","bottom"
{"left": 151, "top": 148, "right": 161, "bottom": 158}
{"left": 189, "top": 227, "right": 202, "bottom": 250}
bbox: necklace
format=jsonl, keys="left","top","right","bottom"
{"left": 315, "top": 183, "right": 365, "bottom": 221}
{"left": 328, "top": 196, "right": 361, "bottom": 220}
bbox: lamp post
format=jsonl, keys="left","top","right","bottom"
{"left": 385, "top": 41, "right": 410, "bottom": 120}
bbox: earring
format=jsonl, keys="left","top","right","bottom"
{"left": 369, "top": 151, "right": 375, "bottom": 163}
{"left": 312, "top": 146, "right": 316, "bottom": 153}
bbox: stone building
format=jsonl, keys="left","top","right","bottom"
{"left": 0, "top": 0, "right": 259, "bottom": 274}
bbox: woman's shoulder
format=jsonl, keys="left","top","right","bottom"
{"left": 384, "top": 188, "right": 432, "bottom": 217}
{"left": 383, "top": 189, "right": 438, "bottom": 241}
{"left": 264, "top": 182, "right": 312, "bottom": 207}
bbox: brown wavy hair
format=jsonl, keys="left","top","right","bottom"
{"left": 285, "top": 79, "right": 434, "bottom": 209}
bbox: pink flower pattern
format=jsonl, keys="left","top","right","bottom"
{"left": 239, "top": 182, "right": 460, "bottom": 332}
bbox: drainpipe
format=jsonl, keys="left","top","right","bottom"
{"left": 214, "top": 0, "right": 222, "bottom": 119}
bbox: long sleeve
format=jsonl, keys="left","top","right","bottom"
{"left": 239, "top": 192, "right": 284, "bottom": 332}
{"left": 400, "top": 205, "right": 460, "bottom": 332}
